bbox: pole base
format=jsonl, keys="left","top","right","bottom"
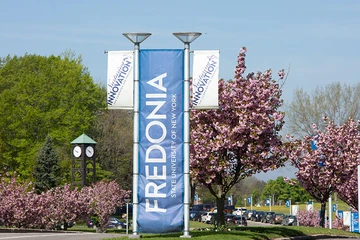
{"left": 180, "top": 234, "right": 192, "bottom": 238}
{"left": 129, "top": 234, "right": 142, "bottom": 239}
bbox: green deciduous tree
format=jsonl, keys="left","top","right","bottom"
{"left": 90, "top": 109, "right": 133, "bottom": 189}
{"left": 231, "top": 176, "right": 266, "bottom": 206}
{"left": 0, "top": 53, "right": 106, "bottom": 179}
{"left": 262, "top": 176, "right": 311, "bottom": 205}
{"left": 285, "top": 82, "right": 360, "bottom": 137}
{"left": 33, "top": 135, "right": 61, "bottom": 193}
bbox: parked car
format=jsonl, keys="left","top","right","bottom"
{"left": 87, "top": 219, "right": 95, "bottom": 228}
{"left": 87, "top": 217, "right": 126, "bottom": 229}
{"left": 189, "top": 211, "right": 198, "bottom": 220}
{"left": 224, "top": 205, "right": 235, "bottom": 214}
{"left": 224, "top": 213, "right": 235, "bottom": 224}
{"left": 269, "top": 213, "right": 285, "bottom": 224}
{"left": 261, "top": 211, "right": 275, "bottom": 223}
{"left": 244, "top": 210, "right": 257, "bottom": 220}
{"left": 201, "top": 211, "right": 215, "bottom": 224}
{"left": 192, "top": 204, "right": 214, "bottom": 212}
{"left": 233, "top": 216, "right": 247, "bottom": 226}
{"left": 251, "top": 211, "right": 265, "bottom": 222}
{"left": 56, "top": 221, "right": 74, "bottom": 230}
{"left": 192, "top": 211, "right": 207, "bottom": 222}
{"left": 232, "top": 207, "right": 247, "bottom": 216}
{"left": 281, "top": 215, "right": 297, "bottom": 226}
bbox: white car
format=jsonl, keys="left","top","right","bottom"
{"left": 232, "top": 207, "right": 247, "bottom": 216}
{"left": 201, "top": 211, "right": 215, "bottom": 223}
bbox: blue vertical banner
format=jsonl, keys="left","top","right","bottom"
{"left": 138, "top": 49, "right": 184, "bottom": 233}
{"left": 351, "top": 212, "right": 359, "bottom": 233}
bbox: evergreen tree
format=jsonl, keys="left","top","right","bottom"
{"left": 33, "top": 135, "right": 61, "bottom": 193}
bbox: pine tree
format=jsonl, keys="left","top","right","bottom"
{"left": 33, "top": 135, "right": 61, "bottom": 194}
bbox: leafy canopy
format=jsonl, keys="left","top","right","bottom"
{"left": 0, "top": 53, "right": 106, "bottom": 178}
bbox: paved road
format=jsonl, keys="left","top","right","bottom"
{"left": 0, "top": 231, "right": 128, "bottom": 240}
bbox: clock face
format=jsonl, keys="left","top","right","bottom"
{"left": 73, "top": 146, "right": 82, "bottom": 158}
{"left": 86, "top": 146, "right": 94, "bottom": 158}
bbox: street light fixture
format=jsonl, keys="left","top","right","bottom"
{"left": 173, "top": 32, "right": 201, "bottom": 238}
{"left": 123, "top": 32, "right": 151, "bottom": 237}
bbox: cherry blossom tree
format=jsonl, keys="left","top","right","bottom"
{"left": 84, "top": 181, "right": 129, "bottom": 232}
{"left": 297, "top": 210, "right": 320, "bottom": 227}
{"left": 285, "top": 118, "right": 360, "bottom": 227}
{"left": 0, "top": 172, "right": 33, "bottom": 228}
{"left": 332, "top": 120, "right": 360, "bottom": 210}
{"left": 190, "top": 47, "right": 286, "bottom": 226}
{"left": 0, "top": 171, "right": 129, "bottom": 231}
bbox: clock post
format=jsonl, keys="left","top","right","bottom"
{"left": 70, "top": 133, "right": 97, "bottom": 187}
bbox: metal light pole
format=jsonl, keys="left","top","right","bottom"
{"left": 328, "top": 195, "right": 332, "bottom": 229}
{"left": 358, "top": 165, "right": 360, "bottom": 226}
{"left": 123, "top": 32, "right": 151, "bottom": 237}
{"left": 173, "top": 32, "right": 201, "bottom": 238}
{"left": 125, "top": 196, "right": 131, "bottom": 235}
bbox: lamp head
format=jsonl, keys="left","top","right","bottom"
{"left": 123, "top": 32, "right": 152, "bottom": 44}
{"left": 173, "top": 32, "right": 202, "bottom": 44}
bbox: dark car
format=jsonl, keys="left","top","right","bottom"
{"left": 189, "top": 211, "right": 198, "bottom": 220}
{"left": 224, "top": 213, "right": 235, "bottom": 223}
{"left": 261, "top": 211, "right": 275, "bottom": 223}
{"left": 233, "top": 216, "right": 247, "bottom": 226}
{"left": 56, "top": 221, "right": 74, "bottom": 230}
{"left": 192, "top": 204, "right": 214, "bottom": 212}
{"left": 107, "top": 217, "right": 126, "bottom": 229}
{"left": 251, "top": 211, "right": 265, "bottom": 222}
{"left": 244, "top": 210, "right": 257, "bottom": 220}
{"left": 87, "top": 218, "right": 95, "bottom": 228}
{"left": 87, "top": 217, "right": 126, "bottom": 229}
{"left": 269, "top": 213, "right": 285, "bottom": 224}
{"left": 281, "top": 215, "right": 297, "bottom": 226}
{"left": 224, "top": 205, "right": 235, "bottom": 214}
{"left": 192, "top": 211, "right": 207, "bottom": 222}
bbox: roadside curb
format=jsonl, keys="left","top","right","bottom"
{"left": 0, "top": 228, "right": 79, "bottom": 234}
{"left": 274, "top": 234, "right": 360, "bottom": 240}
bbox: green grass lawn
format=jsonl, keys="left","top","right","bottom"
{"left": 74, "top": 202, "right": 356, "bottom": 239}
{"left": 100, "top": 225, "right": 360, "bottom": 240}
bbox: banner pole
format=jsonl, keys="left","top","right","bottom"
{"left": 132, "top": 42, "right": 140, "bottom": 236}
{"left": 183, "top": 42, "right": 191, "bottom": 238}
{"left": 173, "top": 32, "right": 201, "bottom": 238}
{"left": 122, "top": 32, "right": 151, "bottom": 238}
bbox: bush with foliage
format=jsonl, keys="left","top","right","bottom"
{"left": 297, "top": 210, "right": 320, "bottom": 227}
{"left": 0, "top": 172, "right": 128, "bottom": 231}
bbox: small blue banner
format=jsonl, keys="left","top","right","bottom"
{"left": 138, "top": 49, "right": 184, "bottom": 233}
{"left": 332, "top": 204, "right": 337, "bottom": 212}
{"left": 351, "top": 212, "right": 359, "bottom": 233}
{"left": 311, "top": 135, "right": 318, "bottom": 150}
{"left": 286, "top": 200, "right": 290, "bottom": 208}
{"left": 248, "top": 197, "right": 251, "bottom": 204}
{"left": 338, "top": 210, "right": 344, "bottom": 219}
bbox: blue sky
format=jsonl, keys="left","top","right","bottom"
{"left": 1, "top": 0, "right": 359, "bottom": 181}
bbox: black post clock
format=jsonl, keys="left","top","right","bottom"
{"left": 70, "top": 134, "right": 97, "bottom": 187}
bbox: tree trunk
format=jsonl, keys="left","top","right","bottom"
{"left": 190, "top": 181, "right": 196, "bottom": 206}
{"left": 63, "top": 220, "right": 68, "bottom": 231}
{"left": 215, "top": 197, "right": 226, "bottom": 226}
{"left": 319, "top": 201, "right": 326, "bottom": 227}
